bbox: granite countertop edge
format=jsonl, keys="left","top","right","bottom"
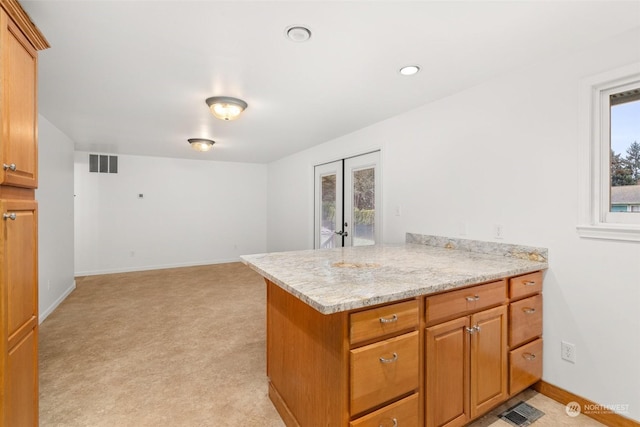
{"left": 241, "top": 259, "right": 547, "bottom": 315}
{"left": 241, "top": 234, "right": 549, "bottom": 315}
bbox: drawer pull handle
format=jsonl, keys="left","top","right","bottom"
{"left": 524, "top": 281, "right": 537, "bottom": 286}
{"left": 3, "top": 213, "right": 16, "bottom": 221}
{"left": 465, "top": 295, "right": 480, "bottom": 302}
{"left": 523, "top": 353, "right": 536, "bottom": 361}
{"left": 379, "top": 353, "right": 398, "bottom": 364}
{"left": 522, "top": 307, "right": 536, "bottom": 314}
{"left": 379, "top": 418, "right": 398, "bottom": 427}
{"left": 379, "top": 314, "right": 398, "bottom": 324}
{"left": 2, "top": 163, "right": 17, "bottom": 171}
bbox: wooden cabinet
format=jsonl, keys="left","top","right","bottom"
{"left": 351, "top": 331, "right": 419, "bottom": 416}
{"left": 264, "top": 270, "right": 543, "bottom": 427}
{"left": 350, "top": 394, "right": 420, "bottom": 427}
{"left": 508, "top": 272, "right": 543, "bottom": 396}
{"left": 425, "top": 282, "right": 508, "bottom": 427}
{"left": 350, "top": 300, "right": 420, "bottom": 422}
{"left": 0, "top": 2, "right": 48, "bottom": 426}
{"left": 1, "top": 198, "right": 38, "bottom": 427}
{"left": 0, "top": 4, "right": 42, "bottom": 189}
{"left": 350, "top": 299, "right": 418, "bottom": 345}
{"left": 425, "top": 315, "right": 469, "bottom": 427}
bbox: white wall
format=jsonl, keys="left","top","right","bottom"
{"left": 74, "top": 153, "right": 267, "bottom": 275}
{"left": 266, "top": 28, "right": 640, "bottom": 421}
{"left": 37, "top": 115, "right": 76, "bottom": 322}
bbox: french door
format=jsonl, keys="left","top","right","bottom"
{"left": 314, "top": 151, "right": 380, "bottom": 249}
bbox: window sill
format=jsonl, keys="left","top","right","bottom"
{"left": 576, "top": 224, "right": 640, "bottom": 242}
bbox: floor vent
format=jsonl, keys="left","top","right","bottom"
{"left": 499, "top": 401, "right": 545, "bottom": 426}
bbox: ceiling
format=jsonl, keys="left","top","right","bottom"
{"left": 21, "top": 1, "right": 640, "bottom": 164}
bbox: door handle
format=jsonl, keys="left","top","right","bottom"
{"left": 334, "top": 230, "right": 348, "bottom": 237}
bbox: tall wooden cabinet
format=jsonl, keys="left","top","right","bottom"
{"left": 0, "top": 1, "right": 48, "bottom": 426}
{"left": 425, "top": 280, "right": 508, "bottom": 427}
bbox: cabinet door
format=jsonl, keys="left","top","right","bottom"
{"left": 0, "top": 11, "right": 38, "bottom": 189}
{"left": 1, "top": 200, "right": 38, "bottom": 339}
{"left": 425, "top": 316, "right": 470, "bottom": 427}
{"left": 1, "top": 199, "right": 38, "bottom": 427}
{"left": 469, "top": 305, "right": 507, "bottom": 418}
{"left": 6, "top": 327, "right": 37, "bottom": 427}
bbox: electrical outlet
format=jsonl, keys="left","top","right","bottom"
{"left": 494, "top": 224, "right": 504, "bottom": 239}
{"left": 561, "top": 341, "right": 576, "bottom": 363}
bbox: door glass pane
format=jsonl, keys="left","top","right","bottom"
{"left": 352, "top": 167, "right": 375, "bottom": 246}
{"left": 321, "top": 173, "right": 338, "bottom": 248}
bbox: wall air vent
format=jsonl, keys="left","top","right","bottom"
{"left": 89, "top": 154, "right": 118, "bottom": 173}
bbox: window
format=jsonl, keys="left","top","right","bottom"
{"left": 577, "top": 62, "right": 640, "bottom": 241}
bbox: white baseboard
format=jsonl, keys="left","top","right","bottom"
{"left": 74, "top": 258, "right": 242, "bottom": 277}
{"left": 39, "top": 280, "right": 76, "bottom": 324}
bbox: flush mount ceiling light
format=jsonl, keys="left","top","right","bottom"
{"left": 188, "top": 138, "right": 215, "bottom": 152}
{"left": 205, "top": 96, "right": 248, "bottom": 121}
{"left": 399, "top": 65, "right": 421, "bottom": 76}
{"left": 285, "top": 25, "right": 311, "bottom": 42}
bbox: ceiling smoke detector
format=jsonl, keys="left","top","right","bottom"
{"left": 286, "top": 26, "right": 311, "bottom": 42}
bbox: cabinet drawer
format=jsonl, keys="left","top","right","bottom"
{"left": 509, "top": 271, "right": 543, "bottom": 300}
{"left": 350, "top": 300, "right": 418, "bottom": 345}
{"left": 509, "top": 338, "right": 542, "bottom": 396}
{"left": 350, "top": 331, "right": 419, "bottom": 416}
{"left": 350, "top": 393, "right": 419, "bottom": 427}
{"left": 509, "top": 294, "right": 542, "bottom": 347}
{"left": 426, "top": 280, "right": 506, "bottom": 325}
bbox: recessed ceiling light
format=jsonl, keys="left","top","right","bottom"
{"left": 286, "top": 26, "right": 311, "bottom": 42}
{"left": 399, "top": 65, "right": 421, "bottom": 76}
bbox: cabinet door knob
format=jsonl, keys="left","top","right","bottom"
{"left": 3, "top": 163, "right": 17, "bottom": 171}
{"left": 3, "top": 213, "right": 16, "bottom": 221}
{"left": 379, "top": 314, "right": 398, "bottom": 324}
{"left": 465, "top": 325, "right": 481, "bottom": 334}
{"left": 465, "top": 295, "right": 480, "bottom": 302}
{"left": 379, "top": 352, "right": 398, "bottom": 364}
{"left": 523, "top": 353, "right": 536, "bottom": 361}
{"left": 523, "top": 280, "right": 537, "bottom": 286}
{"left": 522, "top": 307, "right": 536, "bottom": 314}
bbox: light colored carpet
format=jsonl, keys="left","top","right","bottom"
{"left": 39, "top": 263, "right": 284, "bottom": 426}
{"left": 39, "top": 262, "right": 603, "bottom": 427}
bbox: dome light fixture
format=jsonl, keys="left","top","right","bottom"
{"left": 188, "top": 138, "right": 215, "bottom": 152}
{"left": 205, "top": 96, "right": 248, "bottom": 121}
{"left": 399, "top": 65, "right": 421, "bottom": 76}
{"left": 285, "top": 25, "right": 311, "bottom": 42}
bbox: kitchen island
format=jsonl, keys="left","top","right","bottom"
{"left": 241, "top": 234, "right": 548, "bottom": 427}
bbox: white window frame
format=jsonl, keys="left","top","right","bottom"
{"left": 577, "top": 62, "right": 640, "bottom": 241}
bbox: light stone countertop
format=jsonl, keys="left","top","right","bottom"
{"left": 241, "top": 236, "right": 548, "bottom": 315}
